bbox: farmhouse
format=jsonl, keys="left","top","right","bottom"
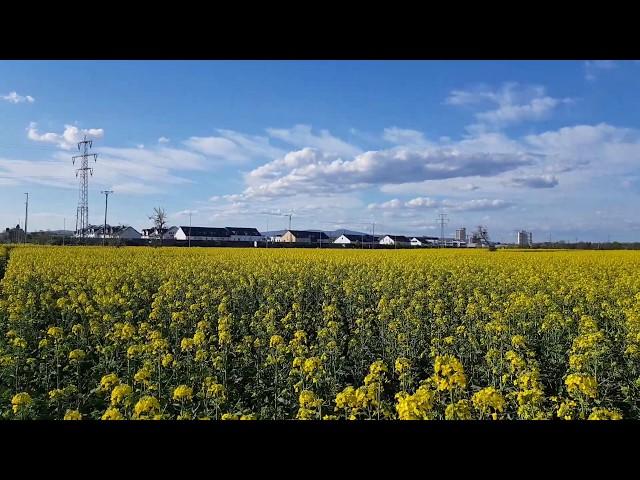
{"left": 280, "top": 230, "right": 330, "bottom": 243}
{"left": 334, "top": 234, "right": 379, "bottom": 246}
{"left": 379, "top": 235, "right": 411, "bottom": 246}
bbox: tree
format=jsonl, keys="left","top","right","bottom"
{"left": 148, "top": 207, "right": 168, "bottom": 247}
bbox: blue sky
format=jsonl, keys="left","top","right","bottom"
{"left": 1, "top": 60, "right": 639, "bottom": 242}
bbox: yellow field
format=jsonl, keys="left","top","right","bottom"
{"left": 1, "top": 246, "right": 639, "bottom": 419}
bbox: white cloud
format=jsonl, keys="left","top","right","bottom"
{"left": 509, "top": 174, "right": 559, "bottom": 188}
{"left": 158, "top": 136, "right": 170, "bottom": 143}
{"left": 446, "top": 83, "right": 572, "bottom": 128}
{"left": 27, "top": 123, "right": 104, "bottom": 150}
{"left": 584, "top": 60, "right": 617, "bottom": 81}
{"left": 2, "top": 91, "right": 35, "bottom": 104}
{"left": 368, "top": 197, "right": 511, "bottom": 212}
{"left": 382, "top": 127, "right": 431, "bottom": 146}
{"left": 266, "top": 124, "right": 361, "bottom": 157}
{"left": 243, "top": 146, "right": 532, "bottom": 198}
{"left": 185, "top": 129, "right": 284, "bottom": 163}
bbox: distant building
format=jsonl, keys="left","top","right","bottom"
{"left": 379, "top": 235, "right": 411, "bottom": 246}
{"left": 75, "top": 225, "right": 141, "bottom": 239}
{"left": 517, "top": 230, "right": 532, "bottom": 247}
{"left": 455, "top": 228, "right": 467, "bottom": 242}
{"left": 225, "top": 227, "right": 263, "bottom": 242}
{"left": 142, "top": 226, "right": 178, "bottom": 240}
{"left": 410, "top": 236, "right": 439, "bottom": 247}
{"left": 280, "top": 230, "right": 330, "bottom": 243}
{"left": 0, "top": 224, "right": 24, "bottom": 243}
{"left": 334, "top": 234, "right": 378, "bottom": 246}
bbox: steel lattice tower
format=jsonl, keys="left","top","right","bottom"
{"left": 73, "top": 136, "right": 98, "bottom": 237}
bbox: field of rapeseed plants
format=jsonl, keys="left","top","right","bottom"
{"left": 1, "top": 245, "right": 639, "bottom": 420}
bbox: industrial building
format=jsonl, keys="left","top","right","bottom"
{"left": 517, "top": 230, "right": 533, "bottom": 247}
{"left": 455, "top": 228, "right": 467, "bottom": 242}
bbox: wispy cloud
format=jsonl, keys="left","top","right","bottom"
{"left": 445, "top": 83, "right": 572, "bottom": 129}
{"left": 584, "top": 60, "right": 617, "bottom": 81}
{"left": 368, "top": 197, "right": 512, "bottom": 212}
{"left": 266, "top": 124, "right": 361, "bottom": 157}
{"left": 185, "top": 129, "right": 284, "bottom": 163}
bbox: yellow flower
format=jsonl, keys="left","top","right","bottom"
{"left": 445, "top": 400, "right": 472, "bottom": 420}
{"left": 99, "top": 373, "right": 120, "bottom": 392}
{"left": 111, "top": 384, "right": 133, "bottom": 406}
{"left": 588, "top": 407, "right": 623, "bottom": 420}
{"left": 101, "top": 407, "right": 124, "bottom": 420}
{"left": 161, "top": 353, "right": 175, "bottom": 367}
{"left": 173, "top": 385, "right": 194, "bottom": 402}
{"left": 68, "top": 349, "right": 86, "bottom": 363}
{"left": 394, "top": 357, "right": 411, "bottom": 376}
{"left": 565, "top": 373, "right": 598, "bottom": 399}
{"left": 11, "top": 392, "right": 32, "bottom": 414}
{"left": 395, "top": 384, "right": 435, "bottom": 420}
{"left": 269, "top": 334, "right": 284, "bottom": 348}
{"left": 47, "top": 326, "right": 63, "bottom": 338}
{"left": 433, "top": 355, "right": 467, "bottom": 391}
{"left": 472, "top": 387, "right": 506, "bottom": 419}
{"left": 63, "top": 409, "right": 82, "bottom": 420}
{"left": 133, "top": 395, "right": 161, "bottom": 418}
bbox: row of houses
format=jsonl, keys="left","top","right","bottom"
{"left": 69, "top": 224, "right": 471, "bottom": 247}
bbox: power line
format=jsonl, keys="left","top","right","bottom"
{"left": 436, "top": 213, "right": 449, "bottom": 248}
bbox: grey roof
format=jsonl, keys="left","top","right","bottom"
{"left": 340, "top": 234, "right": 378, "bottom": 242}
{"left": 412, "top": 236, "right": 439, "bottom": 242}
{"left": 179, "top": 226, "right": 230, "bottom": 237}
{"left": 225, "top": 227, "right": 262, "bottom": 236}
{"left": 287, "top": 230, "right": 330, "bottom": 240}
{"left": 383, "top": 235, "right": 411, "bottom": 242}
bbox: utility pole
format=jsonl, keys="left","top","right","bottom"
{"left": 100, "top": 190, "right": 113, "bottom": 246}
{"left": 24, "top": 192, "right": 28, "bottom": 244}
{"left": 63, "top": 218, "right": 66, "bottom": 246}
{"left": 73, "top": 136, "right": 98, "bottom": 237}
{"left": 372, "top": 222, "right": 376, "bottom": 249}
{"left": 436, "top": 213, "right": 449, "bottom": 248}
{"left": 189, "top": 212, "right": 192, "bottom": 248}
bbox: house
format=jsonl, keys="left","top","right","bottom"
{"left": 379, "top": 235, "right": 411, "bottom": 246}
{"left": 105, "top": 226, "right": 141, "bottom": 239}
{"left": 74, "top": 224, "right": 141, "bottom": 239}
{"left": 174, "top": 226, "right": 230, "bottom": 241}
{"left": 141, "top": 226, "right": 178, "bottom": 240}
{"left": 225, "top": 227, "right": 263, "bottom": 241}
{"left": 410, "top": 236, "right": 440, "bottom": 247}
{"left": 334, "top": 234, "right": 379, "bottom": 246}
{"left": 280, "top": 230, "right": 330, "bottom": 243}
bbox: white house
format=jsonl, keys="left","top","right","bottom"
{"left": 334, "top": 234, "right": 378, "bottom": 246}
{"left": 379, "top": 235, "right": 411, "bottom": 246}
{"left": 410, "top": 236, "right": 439, "bottom": 247}
{"left": 141, "top": 226, "right": 178, "bottom": 240}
